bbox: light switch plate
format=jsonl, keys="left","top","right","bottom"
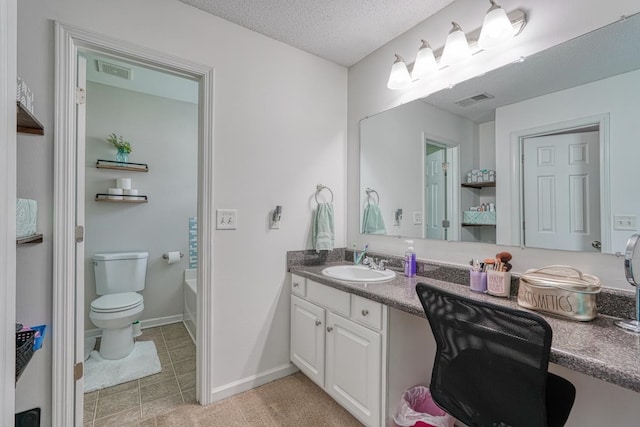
{"left": 216, "top": 209, "right": 238, "bottom": 230}
{"left": 413, "top": 212, "right": 423, "bottom": 225}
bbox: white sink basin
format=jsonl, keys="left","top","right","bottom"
{"left": 321, "top": 265, "right": 396, "bottom": 283}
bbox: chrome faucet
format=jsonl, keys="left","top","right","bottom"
{"left": 363, "top": 257, "right": 389, "bottom": 271}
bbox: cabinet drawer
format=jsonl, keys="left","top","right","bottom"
{"left": 291, "top": 274, "right": 306, "bottom": 297}
{"left": 352, "top": 295, "right": 383, "bottom": 330}
{"left": 306, "top": 280, "right": 351, "bottom": 317}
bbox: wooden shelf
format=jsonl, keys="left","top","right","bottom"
{"left": 461, "top": 182, "right": 496, "bottom": 189}
{"left": 16, "top": 101, "right": 44, "bottom": 135}
{"left": 462, "top": 223, "right": 496, "bottom": 227}
{"left": 16, "top": 233, "right": 43, "bottom": 245}
{"left": 96, "top": 159, "right": 149, "bottom": 172}
{"left": 95, "top": 194, "right": 148, "bottom": 203}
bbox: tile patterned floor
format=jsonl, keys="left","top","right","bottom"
{"left": 83, "top": 322, "right": 362, "bottom": 426}
{"left": 84, "top": 323, "right": 196, "bottom": 427}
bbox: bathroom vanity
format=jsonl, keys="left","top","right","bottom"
{"left": 288, "top": 252, "right": 640, "bottom": 427}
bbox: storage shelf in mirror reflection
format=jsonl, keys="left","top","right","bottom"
{"left": 461, "top": 182, "right": 496, "bottom": 189}
{"left": 359, "top": 13, "right": 640, "bottom": 254}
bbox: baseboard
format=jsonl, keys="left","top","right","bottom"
{"left": 84, "top": 314, "right": 184, "bottom": 339}
{"left": 209, "top": 363, "right": 299, "bottom": 402}
{"left": 140, "top": 314, "right": 183, "bottom": 329}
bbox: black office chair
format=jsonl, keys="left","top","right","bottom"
{"left": 415, "top": 282, "right": 575, "bottom": 427}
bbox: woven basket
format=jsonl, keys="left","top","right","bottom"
{"left": 15, "top": 330, "right": 36, "bottom": 383}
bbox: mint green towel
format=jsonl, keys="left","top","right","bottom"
{"left": 362, "top": 204, "right": 386, "bottom": 235}
{"left": 313, "top": 203, "right": 334, "bottom": 251}
{"left": 16, "top": 198, "right": 37, "bottom": 238}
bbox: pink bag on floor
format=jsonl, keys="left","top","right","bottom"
{"left": 393, "top": 386, "right": 455, "bottom": 427}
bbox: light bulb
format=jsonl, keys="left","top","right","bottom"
{"left": 441, "top": 22, "right": 471, "bottom": 67}
{"left": 387, "top": 54, "right": 412, "bottom": 90}
{"left": 412, "top": 40, "right": 438, "bottom": 80}
{"left": 478, "top": 0, "right": 515, "bottom": 49}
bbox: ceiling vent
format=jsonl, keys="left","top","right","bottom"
{"left": 96, "top": 60, "right": 133, "bottom": 80}
{"left": 454, "top": 92, "right": 495, "bottom": 107}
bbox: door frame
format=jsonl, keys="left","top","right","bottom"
{"left": 0, "top": 0, "right": 17, "bottom": 424}
{"left": 508, "top": 114, "right": 610, "bottom": 252}
{"left": 53, "top": 22, "right": 215, "bottom": 426}
{"left": 420, "top": 133, "right": 460, "bottom": 241}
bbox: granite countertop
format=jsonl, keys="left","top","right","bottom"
{"left": 290, "top": 262, "right": 640, "bottom": 394}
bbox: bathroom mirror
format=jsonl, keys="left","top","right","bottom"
{"left": 360, "top": 13, "right": 640, "bottom": 254}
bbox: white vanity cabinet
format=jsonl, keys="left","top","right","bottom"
{"left": 290, "top": 274, "right": 387, "bottom": 427}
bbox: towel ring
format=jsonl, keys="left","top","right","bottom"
{"left": 365, "top": 188, "right": 380, "bottom": 206}
{"left": 315, "top": 184, "right": 334, "bottom": 204}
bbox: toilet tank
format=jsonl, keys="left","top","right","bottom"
{"left": 93, "top": 252, "right": 149, "bottom": 295}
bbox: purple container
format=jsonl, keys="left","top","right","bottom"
{"left": 470, "top": 271, "right": 487, "bottom": 292}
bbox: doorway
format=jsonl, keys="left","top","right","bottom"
{"left": 423, "top": 138, "right": 459, "bottom": 241}
{"left": 79, "top": 50, "right": 199, "bottom": 417}
{"left": 54, "top": 23, "right": 214, "bottom": 427}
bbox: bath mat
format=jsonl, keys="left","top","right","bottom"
{"left": 83, "top": 341, "right": 161, "bottom": 392}
{"left": 84, "top": 337, "right": 96, "bottom": 361}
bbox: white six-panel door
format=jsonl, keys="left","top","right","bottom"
{"left": 523, "top": 131, "right": 600, "bottom": 252}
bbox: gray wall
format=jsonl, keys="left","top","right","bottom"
{"left": 84, "top": 81, "right": 197, "bottom": 330}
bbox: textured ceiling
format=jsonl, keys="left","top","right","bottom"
{"left": 178, "top": 0, "right": 457, "bottom": 66}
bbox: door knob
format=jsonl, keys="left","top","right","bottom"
{"left": 292, "top": 282, "right": 299, "bottom": 287}
{"left": 326, "top": 326, "right": 333, "bottom": 332}
{"left": 592, "top": 241, "right": 602, "bottom": 249}
{"left": 361, "top": 309, "right": 369, "bottom": 316}
{"left": 315, "top": 320, "right": 321, "bottom": 326}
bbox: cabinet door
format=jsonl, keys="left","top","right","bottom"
{"left": 290, "top": 295, "right": 325, "bottom": 387}
{"left": 326, "top": 312, "right": 382, "bottom": 427}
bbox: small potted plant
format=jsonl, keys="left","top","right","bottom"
{"left": 107, "top": 133, "right": 132, "bottom": 165}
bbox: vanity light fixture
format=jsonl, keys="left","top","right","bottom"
{"left": 412, "top": 40, "right": 439, "bottom": 80}
{"left": 387, "top": 54, "right": 412, "bottom": 90}
{"left": 478, "top": 0, "right": 516, "bottom": 49}
{"left": 441, "top": 22, "right": 472, "bottom": 67}
{"left": 386, "top": 5, "right": 526, "bottom": 90}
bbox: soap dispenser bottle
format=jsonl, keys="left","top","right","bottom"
{"left": 404, "top": 240, "right": 416, "bottom": 277}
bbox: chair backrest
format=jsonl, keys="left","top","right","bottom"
{"left": 416, "top": 282, "right": 553, "bottom": 427}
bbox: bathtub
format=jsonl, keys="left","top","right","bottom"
{"left": 183, "top": 269, "right": 197, "bottom": 344}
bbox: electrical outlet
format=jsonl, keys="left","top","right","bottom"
{"left": 613, "top": 215, "right": 637, "bottom": 231}
{"left": 216, "top": 209, "right": 238, "bottom": 230}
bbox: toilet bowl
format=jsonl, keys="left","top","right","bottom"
{"left": 91, "top": 251, "right": 148, "bottom": 360}
{"left": 90, "top": 292, "right": 144, "bottom": 360}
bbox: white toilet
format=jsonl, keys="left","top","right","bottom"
{"left": 90, "top": 251, "right": 148, "bottom": 360}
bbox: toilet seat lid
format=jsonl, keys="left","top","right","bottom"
{"left": 91, "top": 292, "right": 143, "bottom": 313}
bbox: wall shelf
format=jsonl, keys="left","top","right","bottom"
{"left": 461, "top": 182, "right": 496, "bottom": 189}
{"left": 16, "top": 101, "right": 44, "bottom": 135}
{"left": 95, "top": 194, "right": 148, "bottom": 203}
{"left": 96, "top": 159, "right": 149, "bottom": 172}
{"left": 16, "top": 234, "right": 44, "bottom": 245}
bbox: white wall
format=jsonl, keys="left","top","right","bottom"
{"left": 16, "top": 0, "right": 347, "bottom": 423}
{"left": 348, "top": 0, "right": 640, "bottom": 292}
{"left": 84, "top": 82, "right": 197, "bottom": 329}
{"left": 360, "top": 101, "right": 474, "bottom": 238}
{"left": 495, "top": 68, "right": 640, "bottom": 253}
